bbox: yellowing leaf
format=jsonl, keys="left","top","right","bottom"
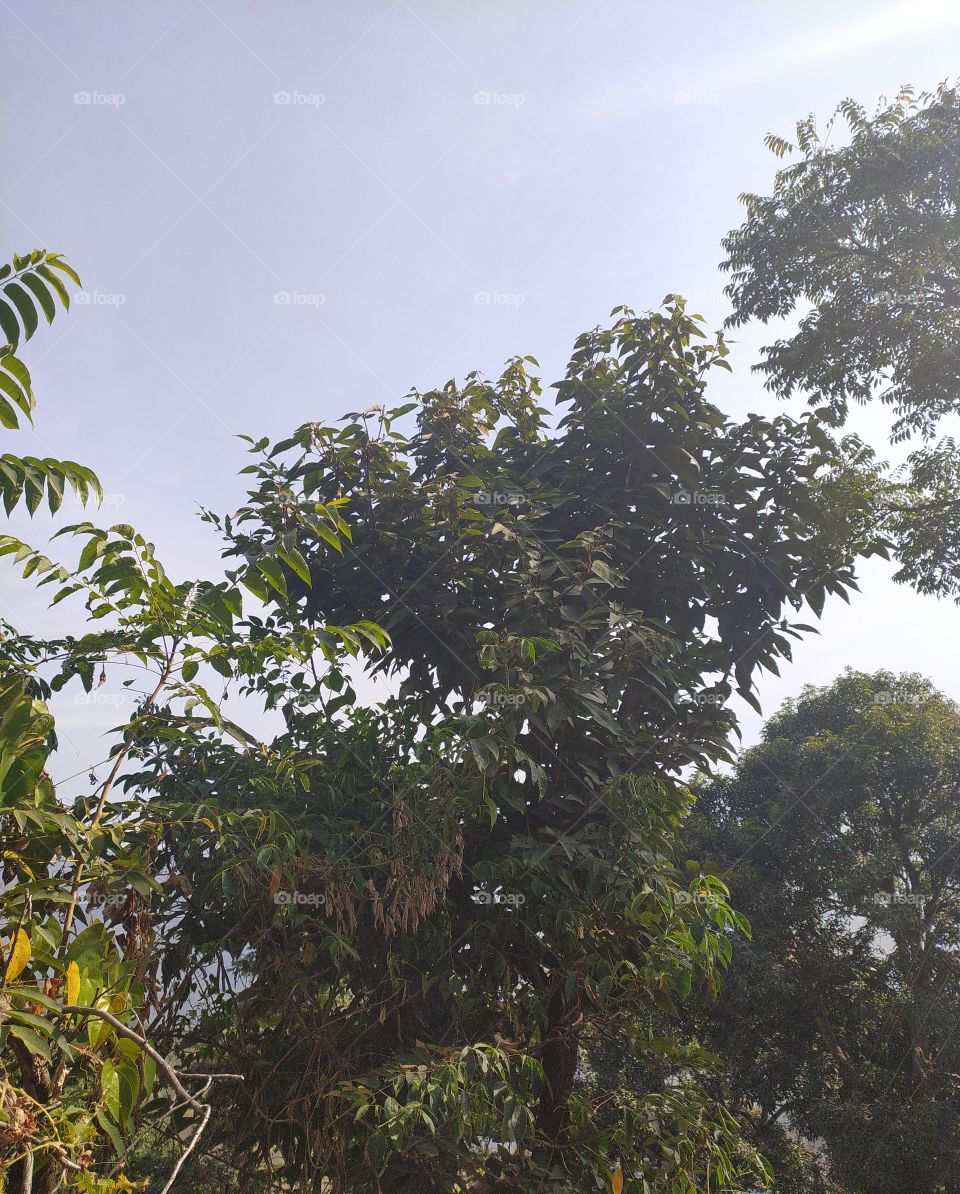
{"left": 269, "top": 866, "right": 281, "bottom": 897}
{"left": 66, "top": 960, "right": 80, "bottom": 1007}
{"left": 4, "top": 928, "right": 31, "bottom": 983}
{"left": 612, "top": 1167, "right": 624, "bottom": 1194}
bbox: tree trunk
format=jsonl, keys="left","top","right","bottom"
{"left": 534, "top": 988, "right": 582, "bottom": 1147}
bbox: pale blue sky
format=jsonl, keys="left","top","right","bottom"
{"left": 4, "top": 0, "right": 960, "bottom": 781}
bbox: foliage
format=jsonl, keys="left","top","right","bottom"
{"left": 687, "top": 669, "right": 960, "bottom": 1194}
{"left": 0, "top": 250, "right": 100, "bottom": 515}
{"left": 92, "top": 299, "right": 887, "bottom": 1191}
{"left": 0, "top": 669, "right": 157, "bottom": 1193}
{"left": 0, "top": 218, "right": 937, "bottom": 1193}
{"left": 722, "top": 82, "right": 960, "bottom": 598}
{"left": 0, "top": 252, "right": 277, "bottom": 1193}
{"left": 723, "top": 83, "right": 960, "bottom": 440}
{"left": 0, "top": 251, "right": 155, "bottom": 1194}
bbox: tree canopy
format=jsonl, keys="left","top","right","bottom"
{"left": 688, "top": 669, "right": 960, "bottom": 1194}
{"left": 5, "top": 75, "right": 960, "bottom": 1194}
{"left": 722, "top": 82, "right": 960, "bottom": 598}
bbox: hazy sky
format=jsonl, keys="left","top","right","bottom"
{"left": 4, "top": 0, "right": 960, "bottom": 785}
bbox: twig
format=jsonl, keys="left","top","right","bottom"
{"left": 61, "top": 1004, "right": 242, "bottom": 1193}
{"left": 24, "top": 1136, "right": 82, "bottom": 1173}
{"left": 159, "top": 1102, "right": 212, "bottom": 1194}
{"left": 60, "top": 645, "right": 179, "bottom": 951}
{"left": 19, "top": 1145, "right": 33, "bottom": 1194}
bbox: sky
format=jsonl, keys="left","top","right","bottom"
{"left": 3, "top": 0, "right": 960, "bottom": 787}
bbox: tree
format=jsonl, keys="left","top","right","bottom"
{"left": 0, "top": 253, "right": 256, "bottom": 1194}
{"left": 688, "top": 669, "right": 960, "bottom": 1193}
{"left": 0, "top": 252, "right": 158, "bottom": 1194}
{"left": 97, "top": 299, "right": 884, "bottom": 1191}
{"left": 721, "top": 82, "right": 960, "bottom": 598}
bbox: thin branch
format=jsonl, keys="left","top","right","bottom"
{"left": 59, "top": 642, "right": 180, "bottom": 950}
{"left": 61, "top": 1004, "right": 241, "bottom": 1107}
{"left": 60, "top": 1005, "right": 243, "bottom": 1193}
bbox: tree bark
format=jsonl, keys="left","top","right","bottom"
{"left": 534, "top": 988, "right": 582, "bottom": 1147}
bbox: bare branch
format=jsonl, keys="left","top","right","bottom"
{"left": 60, "top": 1004, "right": 243, "bottom": 1193}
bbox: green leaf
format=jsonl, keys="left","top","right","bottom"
{"left": 7, "top": 1022, "right": 52, "bottom": 1063}
{"left": 46, "top": 255, "right": 82, "bottom": 288}
{"left": 117, "top": 1058, "right": 141, "bottom": 1126}
{"left": 101, "top": 1057, "right": 122, "bottom": 1121}
{"left": 257, "top": 554, "right": 288, "bottom": 598}
{"left": 3, "top": 282, "right": 39, "bottom": 342}
{"left": 95, "top": 1106, "right": 124, "bottom": 1155}
{"left": 22, "top": 272, "right": 56, "bottom": 324}
{"left": 0, "top": 299, "right": 19, "bottom": 348}
{"left": 279, "top": 545, "right": 312, "bottom": 586}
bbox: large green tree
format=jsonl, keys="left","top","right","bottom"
{"left": 688, "top": 669, "right": 960, "bottom": 1194}
{"left": 99, "top": 300, "right": 885, "bottom": 1191}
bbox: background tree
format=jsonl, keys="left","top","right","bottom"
{"left": 722, "top": 81, "right": 960, "bottom": 598}
{"left": 688, "top": 669, "right": 960, "bottom": 1194}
